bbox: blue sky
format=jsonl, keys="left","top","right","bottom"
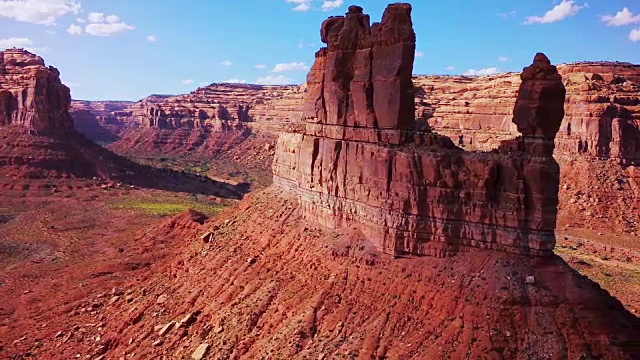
{"left": 1, "top": 0, "right": 639, "bottom": 100}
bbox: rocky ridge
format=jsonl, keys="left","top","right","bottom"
{"left": 272, "top": 4, "right": 563, "bottom": 257}
{"left": 69, "top": 85, "right": 305, "bottom": 165}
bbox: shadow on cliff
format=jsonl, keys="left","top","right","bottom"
{"left": 526, "top": 253, "right": 640, "bottom": 353}
{"left": 0, "top": 128, "right": 250, "bottom": 199}
{"left": 596, "top": 105, "right": 640, "bottom": 166}
{"left": 69, "top": 132, "right": 251, "bottom": 199}
{"left": 73, "top": 119, "right": 122, "bottom": 145}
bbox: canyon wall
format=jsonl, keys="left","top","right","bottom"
{"left": 70, "top": 85, "right": 305, "bottom": 158}
{"left": 0, "top": 49, "right": 73, "bottom": 132}
{"left": 415, "top": 63, "right": 640, "bottom": 164}
{"left": 272, "top": 4, "right": 564, "bottom": 257}
{"left": 138, "top": 84, "right": 304, "bottom": 129}
{"left": 70, "top": 100, "right": 136, "bottom": 143}
{"left": 75, "top": 84, "right": 305, "bottom": 131}
{"left": 72, "top": 63, "right": 639, "bottom": 165}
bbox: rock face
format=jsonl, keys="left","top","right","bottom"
{"left": 273, "top": 4, "right": 564, "bottom": 257}
{"left": 123, "top": 84, "right": 304, "bottom": 130}
{"left": 70, "top": 100, "right": 136, "bottom": 143}
{"left": 513, "top": 53, "right": 566, "bottom": 139}
{"left": 0, "top": 49, "right": 73, "bottom": 132}
{"left": 70, "top": 84, "right": 305, "bottom": 160}
{"left": 414, "top": 62, "right": 640, "bottom": 164}
{"left": 306, "top": 4, "right": 415, "bottom": 129}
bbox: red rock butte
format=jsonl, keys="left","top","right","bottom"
{"left": 273, "top": 4, "right": 565, "bottom": 257}
{"left": 0, "top": 48, "right": 73, "bottom": 133}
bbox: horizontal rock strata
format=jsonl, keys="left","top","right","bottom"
{"left": 0, "top": 48, "right": 73, "bottom": 132}
{"left": 415, "top": 62, "right": 640, "bottom": 164}
{"left": 272, "top": 4, "right": 564, "bottom": 257}
{"left": 72, "top": 61, "right": 639, "bottom": 166}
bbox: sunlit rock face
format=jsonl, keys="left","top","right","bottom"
{"left": 414, "top": 62, "right": 640, "bottom": 165}
{"left": 273, "top": 4, "right": 565, "bottom": 257}
{"left": 0, "top": 49, "right": 73, "bottom": 132}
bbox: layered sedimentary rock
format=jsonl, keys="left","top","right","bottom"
{"left": 0, "top": 49, "right": 73, "bottom": 132}
{"left": 70, "top": 100, "right": 136, "bottom": 143}
{"left": 74, "top": 60, "right": 638, "bottom": 166}
{"left": 109, "top": 125, "right": 252, "bottom": 158}
{"left": 414, "top": 62, "right": 640, "bottom": 164}
{"left": 115, "top": 84, "right": 304, "bottom": 130}
{"left": 273, "top": 4, "right": 564, "bottom": 257}
{"left": 305, "top": 4, "right": 416, "bottom": 130}
{"left": 70, "top": 84, "right": 305, "bottom": 157}
{"left": 71, "top": 100, "right": 135, "bottom": 114}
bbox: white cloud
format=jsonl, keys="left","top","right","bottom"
{"left": 601, "top": 8, "right": 640, "bottom": 27}
{"left": 255, "top": 64, "right": 267, "bottom": 69}
{"left": 0, "top": 37, "right": 46, "bottom": 53}
{"left": 147, "top": 35, "right": 157, "bottom": 42}
{"left": 286, "top": 0, "right": 311, "bottom": 12}
{"left": 444, "top": 65, "right": 455, "bottom": 71}
{"left": 415, "top": 51, "right": 425, "bottom": 57}
{"left": 321, "top": 0, "right": 343, "bottom": 11}
{"left": 87, "top": 12, "right": 105, "bottom": 23}
{"left": 256, "top": 75, "right": 294, "bottom": 85}
{"left": 221, "top": 60, "right": 233, "bottom": 66}
{"left": 0, "top": 37, "right": 33, "bottom": 49}
{"left": 524, "top": 0, "right": 584, "bottom": 25}
{"left": 85, "top": 22, "right": 135, "bottom": 36}
{"left": 463, "top": 67, "right": 500, "bottom": 76}
{"left": 46, "top": 29, "right": 57, "bottom": 35}
{"left": 272, "top": 62, "right": 308, "bottom": 72}
{"left": 498, "top": 10, "right": 517, "bottom": 18}
{"left": 223, "top": 79, "right": 247, "bottom": 84}
{"left": 76, "top": 17, "right": 85, "bottom": 23}
{"left": 105, "top": 14, "right": 120, "bottom": 24}
{"left": 498, "top": 56, "right": 510, "bottom": 62}
{"left": 297, "top": 40, "right": 315, "bottom": 48}
{"left": 181, "top": 79, "right": 194, "bottom": 85}
{"left": 0, "top": 0, "right": 81, "bottom": 25}
{"left": 67, "top": 24, "right": 82, "bottom": 35}
{"left": 630, "top": 29, "right": 640, "bottom": 42}
{"left": 80, "top": 12, "right": 135, "bottom": 36}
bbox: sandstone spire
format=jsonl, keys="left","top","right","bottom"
{"left": 513, "top": 52, "right": 566, "bottom": 139}
{"left": 305, "top": 3, "right": 416, "bottom": 130}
